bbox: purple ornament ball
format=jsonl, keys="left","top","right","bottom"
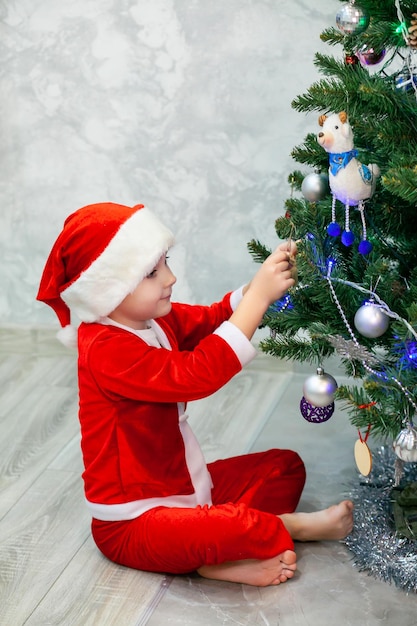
{"left": 357, "top": 46, "right": 386, "bottom": 66}
{"left": 300, "top": 397, "right": 335, "bottom": 423}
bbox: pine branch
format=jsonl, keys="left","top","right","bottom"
{"left": 247, "top": 239, "right": 271, "bottom": 264}
{"left": 382, "top": 166, "right": 417, "bottom": 204}
{"left": 313, "top": 53, "right": 351, "bottom": 79}
{"left": 292, "top": 78, "right": 350, "bottom": 114}
{"left": 259, "top": 334, "right": 333, "bottom": 364}
{"left": 320, "top": 27, "right": 345, "bottom": 47}
{"left": 359, "top": 0, "right": 416, "bottom": 21}
{"left": 291, "top": 134, "right": 329, "bottom": 169}
{"left": 359, "top": 21, "right": 404, "bottom": 50}
{"left": 336, "top": 385, "right": 404, "bottom": 439}
{"left": 293, "top": 56, "right": 417, "bottom": 126}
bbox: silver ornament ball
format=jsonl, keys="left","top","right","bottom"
{"left": 336, "top": 2, "right": 370, "bottom": 35}
{"left": 393, "top": 423, "right": 417, "bottom": 463}
{"left": 354, "top": 302, "right": 390, "bottom": 338}
{"left": 301, "top": 173, "right": 329, "bottom": 202}
{"left": 303, "top": 367, "right": 338, "bottom": 407}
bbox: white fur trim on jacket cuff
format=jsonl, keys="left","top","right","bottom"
{"left": 214, "top": 321, "right": 257, "bottom": 367}
{"left": 229, "top": 285, "right": 245, "bottom": 311}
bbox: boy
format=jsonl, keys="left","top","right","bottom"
{"left": 37, "top": 202, "right": 353, "bottom": 586}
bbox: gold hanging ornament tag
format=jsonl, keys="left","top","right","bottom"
{"left": 286, "top": 228, "right": 298, "bottom": 285}
{"left": 354, "top": 424, "right": 373, "bottom": 476}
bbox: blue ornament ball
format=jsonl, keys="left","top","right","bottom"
{"left": 327, "top": 222, "right": 341, "bottom": 237}
{"left": 358, "top": 240, "right": 373, "bottom": 255}
{"left": 341, "top": 230, "right": 355, "bottom": 246}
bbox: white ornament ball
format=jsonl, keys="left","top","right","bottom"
{"left": 301, "top": 173, "right": 329, "bottom": 202}
{"left": 354, "top": 302, "right": 390, "bottom": 338}
{"left": 303, "top": 367, "right": 338, "bottom": 407}
{"left": 393, "top": 423, "right": 417, "bottom": 463}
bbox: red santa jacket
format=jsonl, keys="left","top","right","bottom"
{"left": 77, "top": 290, "right": 257, "bottom": 521}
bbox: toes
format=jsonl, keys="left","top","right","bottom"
{"left": 280, "top": 550, "right": 297, "bottom": 567}
{"left": 278, "top": 569, "right": 295, "bottom": 583}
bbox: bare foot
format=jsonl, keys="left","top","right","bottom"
{"left": 197, "top": 550, "right": 297, "bottom": 587}
{"left": 279, "top": 500, "right": 354, "bottom": 542}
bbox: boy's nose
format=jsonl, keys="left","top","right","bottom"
{"left": 166, "top": 266, "right": 177, "bottom": 286}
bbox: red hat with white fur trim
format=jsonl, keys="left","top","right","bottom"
{"left": 37, "top": 202, "right": 174, "bottom": 347}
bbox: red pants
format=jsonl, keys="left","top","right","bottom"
{"left": 91, "top": 449, "right": 306, "bottom": 574}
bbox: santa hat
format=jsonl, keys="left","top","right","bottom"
{"left": 37, "top": 202, "right": 174, "bottom": 348}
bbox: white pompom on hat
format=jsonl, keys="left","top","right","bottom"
{"left": 37, "top": 202, "right": 175, "bottom": 348}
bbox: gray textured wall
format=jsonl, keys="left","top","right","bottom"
{"left": 1, "top": 0, "right": 335, "bottom": 327}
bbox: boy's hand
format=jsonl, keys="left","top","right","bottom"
{"left": 231, "top": 241, "right": 297, "bottom": 340}
{"left": 245, "top": 242, "right": 297, "bottom": 307}
{"left": 248, "top": 244, "right": 296, "bottom": 310}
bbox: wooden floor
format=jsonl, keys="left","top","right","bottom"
{"left": 0, "top": 328, "right": 292, "bottom": 625}
{"left": 1, "top": 328, "right": 416, "bottom": 626}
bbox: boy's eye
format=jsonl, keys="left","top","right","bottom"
{"left": 147, "top": 254, "right": 169, "bottom": 277}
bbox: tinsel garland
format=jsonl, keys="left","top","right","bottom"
{"left": 343, "top": 447, "right": 417, "bottom": 593}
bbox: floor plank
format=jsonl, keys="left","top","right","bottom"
{"left": 0, "top": 329, "right": 287, "bottom": 625}
{"left": 1, "top": 469, "right": 90, "bottom": 625}
{"left": 25, "top": 538, "right": 173, "bottom": 626}
{"left": 1, "top": 376, "right": 79, "bottom": 518}
{"left": 2, "top": 328, "right": 416, "bottom": 626}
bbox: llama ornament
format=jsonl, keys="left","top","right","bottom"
{"left": 317, "top": 111, "right": 380, "bottom": 254}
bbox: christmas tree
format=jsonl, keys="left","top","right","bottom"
{"left": 249, "top": 0, "right": 417, "bottom": 589}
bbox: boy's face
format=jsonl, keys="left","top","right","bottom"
{"left": 108, "top": 254, "right": 176, "bottom": 330}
